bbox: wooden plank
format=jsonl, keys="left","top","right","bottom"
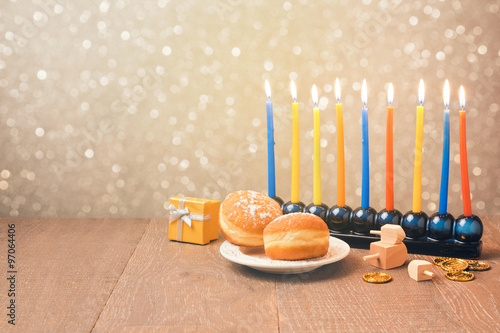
{"left": 0, "top": 218, "right": 149, "bottom": 332}
{"left": 275, "top": 248, "right": 467, "bottom": 332}
{"left": 93, "top": 218, "right": 278, "bottom": 332}
{"left": 424, "top": 215, "right": 500, "bottom": 332}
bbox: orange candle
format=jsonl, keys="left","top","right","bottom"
{"left": 386, "top": 83, "right": 394, "bottom": 211}
{"left": 459, "top": 85, "right": 472, "bottom": 217}
{"left": 335, "top": 78, "right": 345, "bottom": 207}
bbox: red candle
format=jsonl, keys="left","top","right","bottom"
{"left": 386, "top": 83, "right": 394, "bottom": 211}
{"left": 459, "top": 85, "right": 472, "bottom": 217}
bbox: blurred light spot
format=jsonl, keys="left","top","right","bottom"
{"left": 204, "top": 46, "right": 213, "bottom": 56}
{"left": 431, "top": 9, "right": 440, "bottom": 18}
{"left": 173, "top": 25, "right": 183, "bottom": 34}
{"left": 82, "top": 40, "right": 92, "bottom": 49}
{"left": 99, "top": 1, "right": 110, "bottom": 13}
{"left": 180, "top": 159, "right": 190, "bottom": 169}
{"left": 37, "top": 70, "right": 47, "bottom": 80}
{"left": 264, "top": 60, "right": 273, "bottom": 71}
{"left": 85, "top": 149, "right": 94, "bottom": 158}
{"left": 121, "top": 31, "right": 130, "bottom": 40}
{"left": 35, "top": 127, "right": 45, "bottom": 137}
{"left": 478, "top": 45, "right": 487, "bottom": 55}
{"left": 162, "top": 46, "right": 172, "bottom": 56}
{"left": 0, "top": 180, "right": 8, "bottom": 190}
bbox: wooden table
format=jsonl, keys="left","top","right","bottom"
{"left": 0, "top": 216, "right": 499, "bottom": 332}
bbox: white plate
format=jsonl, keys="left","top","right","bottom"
{"left": 219, "top": 236, "right": 350, "bottom": 274}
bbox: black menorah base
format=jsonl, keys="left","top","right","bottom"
{"left": 278, "top": 199, "right": 484, "bottom": 258}
{"left": 329, "top": 231, "right": 483, "bottom": 258}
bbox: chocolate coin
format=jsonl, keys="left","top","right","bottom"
{"left": 467, "top": 261, "right": 490, "bottom": 271}
{"left": 440, "top": 258, "right": 469, "bottom": 271}
{"left": 445, "top": 271, "right": 474, "bottom": 282}
{"left": 433, "top": 257, "right": 451, "bottom": 266}
{"left": 362, "top": 272, "right": 392, "bottom": 283}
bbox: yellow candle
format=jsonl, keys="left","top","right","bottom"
{"left": 335, "top": 78, "right": 345, "bottom": 207}
{"left": 312, "top": 84, "right": 321, "bottom": 205}
{"left": 291, "top": 81, "right": 299, "bottom": 203}
{"left": 412, "top": 79, "right": 425, "bottom": 213}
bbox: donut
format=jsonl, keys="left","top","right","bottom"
{"left": 219, "top": 190, "right": 283, "bottom": 247}
{"left": 263, "top": 213, "right": 330, "bottom": 260}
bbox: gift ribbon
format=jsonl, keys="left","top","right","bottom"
{"left": 168, "top": 198, "right": 211, "bottom": 241}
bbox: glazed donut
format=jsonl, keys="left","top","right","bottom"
{"left": 219, "top": 190, "right": 283, "bottom": 247}
{"left": 263, "top": 213, "right": 330, "bottom": 260}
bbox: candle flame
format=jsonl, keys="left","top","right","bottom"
{"left": 443, "top": 79, "right": 450, "bottom": 109}
{"left": 459, "top": 85, "right": 466, "bottom": 110}
{"left": 335, "top": 78, "right": 341, "bottom": 102}
{"left": 418, "top": 79, "right": 425, "bottom": 105}
{"left": 290, "top": 80, "right": 297, "bottom": 102}
{"left": 361, "top": 79, "right": 367, "bottom": 107}
{"left": 387, "top": 83, "right": 394, "bottom": 106}
{"left": 265, "top": 80, "right": 272, "bottom": 100}
{"left": 311, "top": 84, "right": 319, "bottom": 107}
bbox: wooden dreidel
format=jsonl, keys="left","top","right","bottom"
{"left": 362, "top": 242, "right": 407, "bottom": 269}
{"left": 370, "top": 224, "right": 406, "bottom": 244}
{"left": 408, "top": 260, "right": 435, "bottom": 281}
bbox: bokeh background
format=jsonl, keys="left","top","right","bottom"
{"left": 1, "top": 0, "right": 499, "bottom": 218}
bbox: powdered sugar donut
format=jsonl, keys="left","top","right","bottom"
{"left": 263, "top": 212, "right": 330, "bottom": 260}
{"left": 219, "top": 190, "right": 283, "bottom": 247}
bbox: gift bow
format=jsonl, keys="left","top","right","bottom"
{"left": 168, "top": 204, "right": 192, "bottom": 227}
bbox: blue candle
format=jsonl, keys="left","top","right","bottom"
{"left": 361, "top": 79, "right": 369, "bottom": 209}
{"left": 439, "top": 80, "right": 450, "bottom": 214}
{"left": 265, "top": 80, "right": 276, "bottom": 198}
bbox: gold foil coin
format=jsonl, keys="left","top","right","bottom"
{"left": 445, "top": 271, "right": 474, "bottom": 282}
{"left": 362, "top": 272, "right": 392, "bottom": 284}
{"left": 467, "top": 261, "right": 490, "bottom": 271}
{"left": 440, "top": 258, "right": 469, "bottom": 271}
{"left": 433, "top": 257, "right": 451, "bottom": 266}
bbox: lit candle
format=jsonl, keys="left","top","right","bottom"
{"left": 335, "top": 78, "right": 346, "bottom": 207}
{"left": 290, "top": 80, "right": 299, "bottom": 203}
{"left": 265, "top": 80, "right": 276, "bottom": 198}
{"left": 312, "top": 84, "right": 322, "bottom": 205}
{"left": 459, "top": 85, "right": 472, "bottom": 217}
{"left": 438, "top": 80, "right": 451, "bottom": 215}
{"left": 412, "top": 79, "right": 425, "bottom": 213}
{"left": 386, "top": 83, "right": 395, "bottom": 211}
{"left": 361, "top": 79, "right": 370, "bottom": 209}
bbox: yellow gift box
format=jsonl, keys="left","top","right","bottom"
{"left": 168, "top": 197, "right": 220, "bottom": 245}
